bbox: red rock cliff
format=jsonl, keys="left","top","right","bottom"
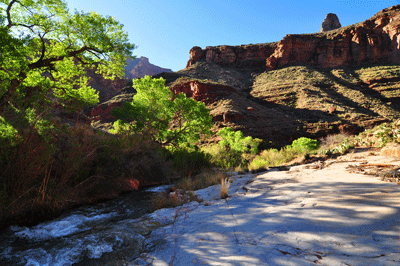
{"left": 187, "top": 5, "right": 400, "bottom": 71}
{"left": 266, "top": 5, "right": 400, "bottom": 69}
{"left": 186, "top": 43, "right": 278, "bottom": 69}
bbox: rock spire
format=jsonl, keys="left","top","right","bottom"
{"left": 320, "top": 13, "right": 341, "bottom": 32}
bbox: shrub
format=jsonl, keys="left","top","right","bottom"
{"left": 202, "top": 143, "right": 246, "bottom": 169}
{"left": 218, "top": 127, "right": 262, "bottom": 154}
{"left": 248, "top": 146, "right": 299, "bottom": 171}
{"left": 166, "top": 147, "right": 212, "bottom": 177}
{"left": 291, "top": 137, "right": 319, "bottom": 154}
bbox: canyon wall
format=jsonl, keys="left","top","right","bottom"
{"left": 187, "top": 5, "right": 400, "bottom": 71}
{"left": 266, "top": 5, "right": 400, "bottom": 70}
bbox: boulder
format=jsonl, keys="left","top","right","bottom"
{"left": 381, "top": 143, "right": 400, "bottom": 157}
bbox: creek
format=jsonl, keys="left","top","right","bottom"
{"left": 0, "top": 185, "right": 171, "bottom": 266}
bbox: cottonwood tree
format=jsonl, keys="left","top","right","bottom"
{"left": 111, "top": 76, "right": 213, "bottom": 148}
{"left": 0, "top": 0, "right": 135, "bottom": 114}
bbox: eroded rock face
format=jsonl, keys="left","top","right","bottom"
{"left": 266, "top": 5, "right": 400, "bottom": 70}
{"left": 85, "top": 66, "right": 131, "bottom": 102}
{"left": 320, "top": 13, "right": 342, "bottom": 32}
{"left": 186, "top": 43, "right": 278, "bottom": 69}
{"left": 89, "top": 86, "right": 136, "bottom": 122}
{"left": 170, "top": 80, "right": 236, "bottom": 104}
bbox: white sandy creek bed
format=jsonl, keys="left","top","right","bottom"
{"left": 132, "top": 150, "right": 400, "bottom": 266}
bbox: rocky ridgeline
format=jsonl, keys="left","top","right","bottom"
{"left": 125, "top": 56, "right": 172, "bottom": 80}
{"left": 187, "top": 5, "right": 400, "bottom": 71}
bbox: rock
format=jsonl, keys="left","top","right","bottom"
{"left": 85, "top": 65, "right": 131, "bottom": 102}
{"left": 222, "top": 111, "right": 245, "bottom": 123}
{"left": 186, "top": 46, "right": 205, "bottom": 68}
{"left": 320, "top": 13, "right": 342, "bottom": 32}
{"left": 89, "top": 86, "right": 136, "bottom": 122}
{"left": 381, "top": 143, "right": 400, "bottom": 157}
{"left": 328, "top": 106, "right": 337, "bottom": 114}
{"left": 338, "top": 123, "right": 357, "bottom": 134}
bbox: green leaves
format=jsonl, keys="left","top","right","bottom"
{"left": 218, "top": 127, "right": 262, "bottom": 155}
{"left": 0, "top": 0, "right": 135, "bottom": 112}
{"left": 111, "top": 76, "right": 213, "bottom": 147}
{"left": 291, "top": 137, "right": 319, "bottom": 154}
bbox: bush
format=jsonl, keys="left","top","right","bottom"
{"left": 166, "top": 147, "right": 212, "bottom": 177}
{"left": 202, "top": 143, "right": 248, "bottom": 169}
{"left": 291, "top": 137, "right": 319, "bottom": 154}
{"left": 218, "top": 127, "right": 262, "bottom": 154}
{"left": 248, "top": 146, "right": 299, "bottom": 171}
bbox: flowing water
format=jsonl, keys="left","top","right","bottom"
{"left": 0, "top": 185, "right": 171, "bottom": 266}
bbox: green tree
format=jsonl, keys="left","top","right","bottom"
{"left": 0, "top": 0, "right": 135, "bottom": 112}
{"left": 111, "top": 76, "right": 213, "bottom": 147}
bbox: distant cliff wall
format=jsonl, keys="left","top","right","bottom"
{"left": 266, "top": 5, "right": 400, "bottom": 70}
{"left": 186, "top": 43, "right": 278, "bottom": 69}
{"left": 186, "top": 5, "right": 400, "bottom": 71}
{"left": 125, "top": 56, "right": 172, "bottom": 79}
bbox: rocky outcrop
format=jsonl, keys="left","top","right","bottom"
{"left": 90, "top": 86, "right": 136, "bottom": 122}
{"left": 85, "top": 66, "right": 131, "bottom": 102}
{"left": 125, "top": 56, "right": 172, "bottom": 80}
{"left": 186, "top": 43, "right": 278, "bottom": 69}
{"left": 320, "top": 13, "right": 341, "bottom": 32}
{"left": 170, "top": 80, "right": 237, "bottom": 104}
{"left": 266, "top": 5, "right": 400, "bottom": 70}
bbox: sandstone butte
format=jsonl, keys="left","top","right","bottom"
{"left": 186, "top": 5, "right": 400, "bottom": 71}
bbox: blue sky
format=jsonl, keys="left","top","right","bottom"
{"left": 65, "top": 0, "right": 399, "bottom": 71}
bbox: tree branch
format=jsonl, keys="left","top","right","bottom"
{"left": 162, "top": 124, "right": 190, "bottom": 146}
{"left": 6, "top": 0, "right": 18, "bottom": 28}
{"left": 28, "top": 46, "right": 103, "bottom": 70}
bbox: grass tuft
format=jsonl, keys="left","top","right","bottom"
{"left": 220, "top": 178, "right": 230, "bottom": 199}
